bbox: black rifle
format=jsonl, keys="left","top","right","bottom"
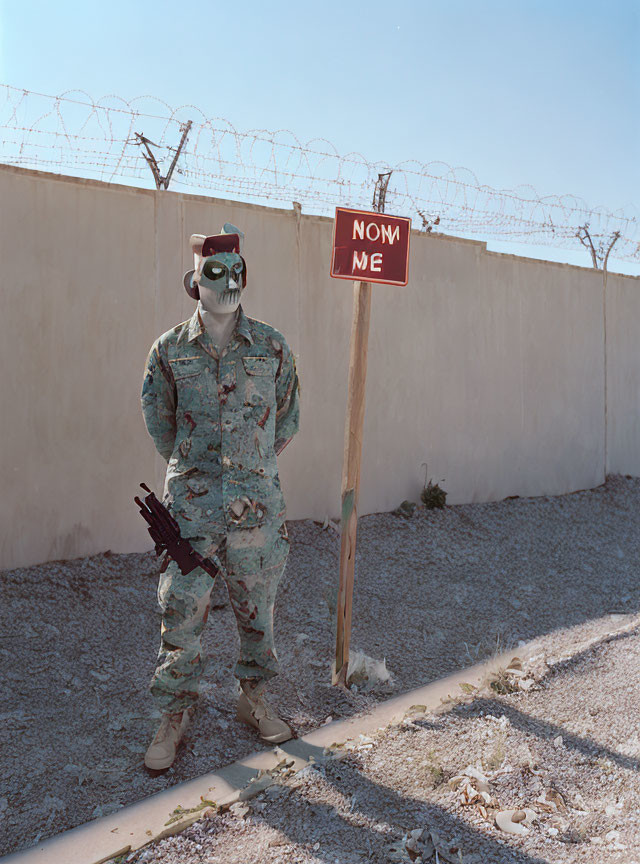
{"left": 134, "top": 482, "right": 220, "bottom": 580}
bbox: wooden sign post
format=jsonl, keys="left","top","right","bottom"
{"left": 329, "top": 197, "right": 411, "bottom": 686}
{"left": 332, "top": 278, "right": 372, "bottom": 686}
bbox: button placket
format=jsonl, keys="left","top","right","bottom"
{"left": 219, "top": 353, "right": 237, "bottom": 528}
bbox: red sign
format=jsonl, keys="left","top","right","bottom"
{"left": 330, "top": 207, "right": 411, "bottom": 286}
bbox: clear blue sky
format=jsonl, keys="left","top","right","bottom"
{"left": 1, "top": 0, "right": 638, "bottom": 274}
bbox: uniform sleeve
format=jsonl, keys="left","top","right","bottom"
{"left": 274, "top": 337, "right": 300, "bottom": 452}
{"left": 141, "top": 338, "right": 177, "bottom": 461}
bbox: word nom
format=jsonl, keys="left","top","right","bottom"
{"left": 352, "top": 220, "right": 400, "bottom": 272}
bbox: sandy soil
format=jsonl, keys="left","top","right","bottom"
{"left": 113, "top": 618, "right": 640, "bottom": 864}
{"left": 2, "top": 474, "right": 640, "bottom": 857}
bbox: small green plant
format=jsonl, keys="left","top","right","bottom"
{"left": 164, "top": 796, "right": 217, "bottom": 826}
{"left": 421, "top": 463, "right": 447, "bottom": 509}
{"left": 488, "top": 667, "right": 520, "bottom": 695}
{"left": 458, "top": 681, "right": 477, "bottom": 694}
{"left": 392, "top": 499, "right": 417, "bottom": 519}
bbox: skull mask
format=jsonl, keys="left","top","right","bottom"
{"left": 183, "top": 223, "right": 247, "bottom": 306}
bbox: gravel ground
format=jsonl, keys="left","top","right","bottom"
{"left": 2, "top": 473, "right": 640, "bottom": 857}
{"left": 115, "top": 617, "right": 640, "bottom": 864}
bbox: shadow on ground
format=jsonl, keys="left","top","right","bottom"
{"left": 1, "top": 474, "right": 639, "bottom": 855}
{"left": 138, "top": 627, "right": 640, "bottom": 864}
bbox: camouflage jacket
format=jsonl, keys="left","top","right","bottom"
{"left": 141, "top": 304, "right": 300, "bottom": 538}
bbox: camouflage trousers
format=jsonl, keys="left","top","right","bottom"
{"left": 150, "top": 522, "right": 290, "bottom": 714}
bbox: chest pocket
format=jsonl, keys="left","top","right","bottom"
{"left": 242, "top": 356, "right": 276, "bottom": 376}
{"left": 241, "top": 355, "right": 276, "bottom": 416}
{"left": 169, "top": 356, "right": 211, "bottom": 410}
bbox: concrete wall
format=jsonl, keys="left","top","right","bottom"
{"left": 1, "top": 163, "right": 638, "bottom": 569}
{"left": 606, "top": 275, "right": 640, "bottom": 476}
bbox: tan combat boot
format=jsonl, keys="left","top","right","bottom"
{"left": 237, "top": 681, "right": 293, "bottom": 744}
{"left": 144, "top": 708, "right": 194, "bottom": 770}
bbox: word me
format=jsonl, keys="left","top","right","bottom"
{"left": 351, "top": 220, "right": 401, "bottom": 272}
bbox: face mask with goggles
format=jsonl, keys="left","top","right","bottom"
{"left": 183, "top": 223, "right": 248, "bottom": 305}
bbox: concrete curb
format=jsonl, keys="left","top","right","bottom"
{"left": 4, "top": 614, "right": 638, "bottom": 864}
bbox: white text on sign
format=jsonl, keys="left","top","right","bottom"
{"left": 352, "top": 221, "right": 400, "bottom": 244}
{"left": 353, "top": 250, "right": 382, "bottom": 272}
{"left": 330, "top": 206, "right": 411, "bottom": 286}
{"left": 351, "top": 220, "right": 400, "bottom": 272}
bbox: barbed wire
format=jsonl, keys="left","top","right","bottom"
{"left": 1, "top": 84, "right": 637, "bottom": 262}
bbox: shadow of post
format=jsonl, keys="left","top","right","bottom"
{"left": 223, "top": 736, "right": 556, "bottom": 864}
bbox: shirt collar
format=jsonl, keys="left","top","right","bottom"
{"left": 187, "top": 303, "right": 254, "bottom": 346}
{"left": 186, "top": 307, "right": 204, "bottom": 342}
{"left": 235, "top": 304, "right": 254, "bottom": 345}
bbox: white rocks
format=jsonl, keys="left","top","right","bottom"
{"left": 604, "top": 829, "right": 627, "bottom": 850}
{"left": 494, "top": 809, "right": 537, "bottom": 834}
{"left": 546, "top": 814, "right": 569, "bottom": 833}
{"left": 345, "top": 650, "right": 392, "bottom": 690}
{"left": 618, "top": 734, "right": 640, "bottom": 757}
{"left": 485, "top": 714, "right": 509, "bottom": 730}
{"left": 228, "top": 801, "right": 249, "bottom": 819}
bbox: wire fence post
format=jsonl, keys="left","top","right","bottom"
{"left": 0, "top": 84, "right": 636, "bottom": 263}
{"left": 133, "top": 120, "right": 192, "bottom": 190}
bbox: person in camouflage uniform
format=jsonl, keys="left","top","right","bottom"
{"left": 140, "top": 224, "right": 300, "bottom": 769}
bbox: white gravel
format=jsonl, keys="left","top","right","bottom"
{"left": 123, "top": 619, "right": 640, "bottom": 864}
{"left": 1, "top": 473, "right": 639, "bottom": 857}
